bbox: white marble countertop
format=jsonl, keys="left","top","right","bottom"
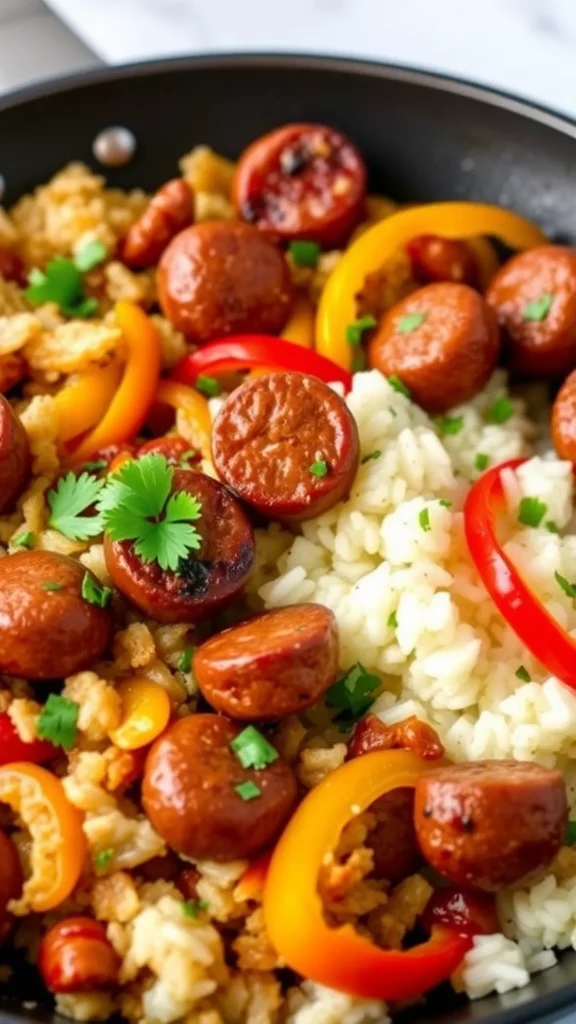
{"left": 0, "top": 0, "right": 98, "bottom": 95}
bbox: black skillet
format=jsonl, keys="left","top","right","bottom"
{"left": 0, "top": 52, "right": 575, "bottom": 1024}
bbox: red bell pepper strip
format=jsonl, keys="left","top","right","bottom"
{"left": 464, "top": 458, "right": 576, "bottom": 688}
{"left": 172, "top": 336, "right": 353, "bottom": 392}
{"left": 0, "top": 713, "right": 57, "bottom": 766}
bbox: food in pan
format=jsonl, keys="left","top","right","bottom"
{"left": 0, "top": 122, "right": 575, "bottom": 1023}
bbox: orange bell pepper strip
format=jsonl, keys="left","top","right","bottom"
{"left": 67, "top": 301, "right": 161, "bottom": 465}
{"left": 154, "top": 379, "right": 212, "bottom": 462}
{"left": 109, "top": 677, "right": 171, "bottom": 751}
{"left": 0, "top": 762, "right": 87, "bottom": 913}
{"left": 317, "top": 202, "right": 547, "bottom": 371}
{"left": 55, "top": 361, "right": 123, "bottom": 445}
{"left": 236, "top": 851, "right": 273, "bottom": 903}
{"left": 263, "top": 748, "right": 471, "bottom": 1002}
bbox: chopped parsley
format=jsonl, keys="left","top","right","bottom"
{"left": 439, "top": 498, "right": 452, "bottom": 508}
{"left": 47, "top": 471, "right": 105, "bottom": 541}
{"left": 235, "top": 780, "right": 262, "bottom": 802}
{"left": 387, "top": 611, "right": 398, "bottom": 629}
{"left": 546, "top": 521, "right": 560, "bottom": 534}
{"left": 97, "top": 453, "right": 202, "bottom": 573}
{"left": 565, "top": 821, "right": 576, "bottom": 846}
{"left": 94, "top": 849, "right": 114, "bottom": 874}
{"left": 418, "top": 508, "right": 431, "bottom": 532}
{"left": 182, "top": 899, "right": 209, "bottom": 919}
{"left": 388, "top": 375, "right": 411, "bottom": 399}
{"left": 37, "top": 694, "right": 79, "bottom": 750}
{"left": 195, "top": 375, "right": 220, "bottom": 397}
{"left": 361, "top": 450, "right": 381, "bottom": 464}
{"left": 488, "top": 396, "right": 514, "bottom": 424}
{"left": 289, "top": 240, "right": 321, "bottom": 268}
{"left": 178, "top": 646, "right": 195, "bottom": 673}
{"left": 515, "top": 665, "right": 531, "bottom": 682}
{"left": 475, "top": 453, "right": 489, "bottom": 472}
{"left": 309, "top": 459, "right": 329, "bottom": 478}
{"left": 346, "top": 314, "right": 377, "bottom": 346}
{"left": 438, "top": 415, "right": 464, "bottom": 436}
{"left": 13, "top": 531, "right": 35, "bottom": 549}
{"left": 81, "top": 572, "right": 112, "bottom": 609}
{"left": 518, "top": 496, "right": 548, "bottom": 528}
{"left": 397, "top": 311, "right": 426, "bottom": 334}
{"left": 555, "top": 571, "right": 576, "bottom": 599}
{"left": 325, "top": 662, "right": 380, "bottom": 726}
{"left": 25, "top": 240, "right": 107, "bottom": 318}
{"left": 523, "top": 292, "right": 554, "bottom": 322}
{"left": 230, "top": 726, "right": 279, "bottom": 771}
{"left": 42, "top": 581, "right": 63, "bottom": 592}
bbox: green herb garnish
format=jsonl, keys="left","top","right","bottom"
{"left": 488, "top": 396, "right": 514, "bottom": 424}
{"left": 397, "top": 311, "right": 426, "bottom": 334}
{"left": 13, "top": 531, "right": 35, "bottom": 549}
{"left": 81, "top": 572, "right": 112, "bottom": 608}
{"left": 182, "top": 899, "right": 209, "bottom": 919}
{"left": 25, "top": 240, "right": 107, "bottom": 318}
{"left": 518, "top": 496, "right": 548, "bottom": 529}
{"left": 439, "top": 499, "right": 452, "bottom": 508}
{"left": 82, "top": 459, "right": 107, "bottom": 474}
{"left": 235, "top": 780, "right": 262, "bottom": 801}
{"left": 438, "top": 415, "right": 464, "bottom": 436}
{"left": 565, "top": 821, "right": 576, "bottom": 846}
{"left": 346, "top": 314, "right": 377, "bottom": 346}
{"left": 195, "top": 375, "right": 220, "bottom": 397}
{"left": 475, "top": 453, "right": 489, "bottom": 472}
{"left": 387, "top": 611, "right": 398, "bottom": 629}
{"left": 515, "top": 666, "right": 531, "bottom": 682}
{"left": 74, "top": 239, "right": 108, "bottom": 274}
{"left": 523, "top": 293, "right": 554, "bottom": 322}
{"left": 555, "top": 571, "right": 576, "bottom": 599}
{"left": 546, "top": 521, "right": 560, "bottom": 534}
{"left": 94, "top": 849, "right": 114, "bottom": 874}
{"left": 178, "top": 646, "right": 195, "bottom": 673}
{"left": 47, "top": 471, "right": 105, "bottom": 541}
{"left": 37, "top": 694, "right": 79, "bottom": 750}
{"left": 42, "top": 582, "right": 63, "bottom": 592}
{"left": 289, "top": 240, "right": 321, "bottom": 268}
{"left": 230, "top": 726, "right": 279, "bottom": 771}
{"left": 97, "top": 453, "right": 202, "bottom": 572}
{"left": 325, "top": 662, "right": 381, "bottom": 725}
{"left": 388, "top": 375, "right": 411, "bottom": 399}
{"left": 309, "top": 460, "right": 329, "bottom": 478}
{"left": 361, "top": 450, "right": 381, "bottom": 464}
{"left": 419, "top": 508, "right": 431, "bottom": 532}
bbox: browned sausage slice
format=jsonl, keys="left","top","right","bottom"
{"left": 368, "top": 282, "right": 500, "bottom": 412}
{"left": 552, "top": 368, "right": 576, "bottom": 461}
{"left": 0, "top": 395, "right": 31, "bottom": 513}
{"left": 104, "top": 470, "right": 254, "bottom": 623}
{"left": 121, "top": 179, "right": 194, "bottom": 269}
{"left": 486, "top": 245, "right": 576, "bottom": 377}
{"left": 0, "top": 551, "right": 113, "bottom": 680}
{"left": 212, "top": 372, "right": 359, "bottom": 523}
{"left": 194, "top": 603, "right": 339, "bottom": 720}
{"left": 414, "top": 759, "right": 567, "bottom": 891}
{"left": 157, "top": 221, "right": 293, "bottom": 342}
{"left": 142, "top": 714, "right": 297, "bottom": 860}
{"left": 348, "top": 713, "right": 445, "bottom": 761}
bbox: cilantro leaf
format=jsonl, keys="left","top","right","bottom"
{"left": 74, "top": 239, "right": 108, "bottom": 273}
{"left": 397, "top": 311, "right": 426, "bottom": 334}
{"left": 47, "top": 471, "right": 104, "bottom": 541}
{"left": 289, "top": 240, "right": 321, "bottom": 268}
{"left": 325, "top": 663, "right": 381, "bottom": 725}
{"left": 25, "top": 257, "right": 83, "bottom": 309}
{"left": 37, "top": 694, "right": 79, "bottom": 750}
{"left": 230, "top": 726, "right": 279, "bottom": 770}
{"left": 81, "top": 572, "right": 112, "bottom": 608}
{"left": 518, "top": 496, "right": 547, "bottom": 528}
{"left": 523, "top": 293, "right": 554, "bottom": 322}
{"left": 97, "top": 453, "right": 203, "bottom": 573}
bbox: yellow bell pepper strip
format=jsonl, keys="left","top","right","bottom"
{"left": 109, "top": 677, "right": 171, "bottom": 751}
{"left": 281, "top": 293, "right": 315, "bottom": 348}
{"left": 0, "top": 762, "right": 87, "bottom": 912}
{"left": 317, "top": 202, "right": 548, "bottom": 370}
{"left": 54, "top": 361, "right": 123, "bottom": 445}
{"left": 67, "top": 301, "right": 161, "bottom": 466}
{"left": 263, "top": 748, "right": 471, "bottom": 1002}
{"left": 154, "top": 379, "right": 212, "bottom": 462}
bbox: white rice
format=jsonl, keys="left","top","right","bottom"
{"left": 250, "top": 368, "right": 576, "bottom": 1001}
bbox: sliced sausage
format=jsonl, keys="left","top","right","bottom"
{"left": 142, "top": 714, "right": 297, "bottom": 860}
{"left": 38, "top": 917, "right": 120, "bottom": 993}
{"left": 137, "top": 434, "right": 200, "bottom": 467}
{"left": 194, "top": 603, "right": 339, "bottom": 720}
{"left": 0, "top": 551, "right": 113, "bottom": 680}
{"left": 368, "top": 282, "right": 500, "bottom": 412}
{"left": 121, "top": 179, "right": 193, "bottom": 269}
{"left": 0, "top": 830, "right": 22, "bottom": 943}
{"left": 212, "top": 372, "right": 359, "bottom": 523}
{"left": 407, "top": 235, "right": 480, "bottom": 288}
{"left": 0, "top": 394, "right": 31, "bottom": 512}
{"left": 486, "top": 245, "right": 576, "bottom": 377}
{"left": 233, "top": 123, "right": 367, "bottom": 245}
{"left": 552, "top": 368, "right": 576, "bottom": 461}
{"left": 347, "top": 715, "right": 444, "bottom": 884}
{"left": 157, "top": 221, "right": 293, "bottom": 342}
{"left": 104, "top": 470, "right": 254, "bottom": 623}
{"left": 414, "top": 759, "right": 567, "bottom": 892}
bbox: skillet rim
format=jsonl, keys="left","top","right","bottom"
{"left": 0, "top": 48, "right": 575, "bottom": 1024}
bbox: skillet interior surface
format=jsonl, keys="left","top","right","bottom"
{"left": 0, "top": 52, "right": 576, "bottom": 1024}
